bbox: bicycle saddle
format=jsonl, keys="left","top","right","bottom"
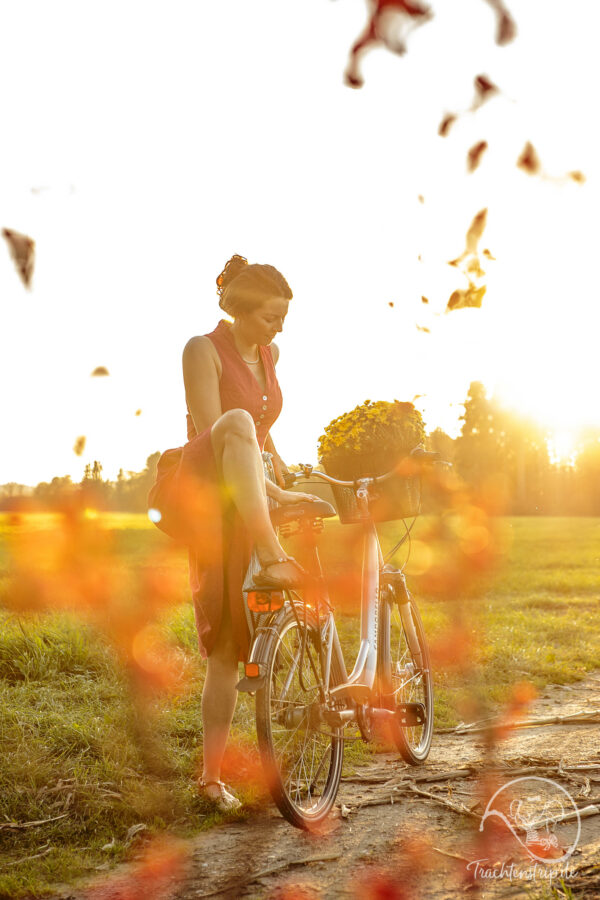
{"left": 270, "top": 499, "right": 336, "bottom": 528}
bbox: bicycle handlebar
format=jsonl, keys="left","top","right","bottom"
{"left": 283, "top": 446, "right": 449, "bottom": 489}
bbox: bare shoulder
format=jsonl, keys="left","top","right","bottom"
{"left": 270, "top": 341, "right": 280, "bottom": 365}
{"left": 183, "top": 335, "right": 221, "bottom": 374}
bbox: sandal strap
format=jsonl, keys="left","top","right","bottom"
{"left": 260, "top": 555, "right": 291, "bottom": 567}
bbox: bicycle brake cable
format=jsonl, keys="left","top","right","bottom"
{"left": 383, "top": 478, "right": 423, "bottom": 566}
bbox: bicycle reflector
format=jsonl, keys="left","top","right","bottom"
{"left": 246, "top": 590, "right": 284, "bottom": 613}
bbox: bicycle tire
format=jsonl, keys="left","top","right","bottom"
{"left": 378, "top": 588, "right": 434, "bottom": 764}
{"left": 255, "top": 597, "right": 344, "bottom": 829}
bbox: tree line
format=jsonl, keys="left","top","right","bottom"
{"left": 1, "top": 382, "right": 599, "bottom": 515}
{"left": 0, "top": 453, "right": 161, "bottom": 514}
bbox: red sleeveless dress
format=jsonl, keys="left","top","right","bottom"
{"left": 184, "top": 319, "right": 283, "bottom": 660}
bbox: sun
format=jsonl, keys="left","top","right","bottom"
{"left": 546, "top": 430, "right": 579, "bottom": 467}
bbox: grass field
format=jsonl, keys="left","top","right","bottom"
{"left": 1, "top": 514, "right": 599, "bottom": 897}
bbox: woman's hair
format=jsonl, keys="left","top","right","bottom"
{"left": 216, "top": 254, "right": 293, "bottom": 316}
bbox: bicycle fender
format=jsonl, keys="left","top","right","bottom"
{"left": 236, "top": 606, "right": 292, "bottom": 692}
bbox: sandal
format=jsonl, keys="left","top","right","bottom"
{"left": 198, "top": 779, "right": 241, "bottom": 812}
{"left": 253, "top": 555, "right": 311, "bottom": 590}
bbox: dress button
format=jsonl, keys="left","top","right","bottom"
{"left": 262, "top": 395, "right": 268, "bottom": 401}
{"left": 259, "top": 414, "right": 265, "bottom": 419}
{"left": 262, "top": 405, "right": 267, "bottom": 411}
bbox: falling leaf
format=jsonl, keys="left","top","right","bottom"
{"left": 345, "top": 0, "right": 432, "bottom": 88}
{"left": 569, "top": 170, "right": 586, "bottom": 184}
{"left": 483, "top": 0, "right": 517, "bottom": 45}
{"left": 412, "top": 393, "right": 425, "bottom": 401}
{"left": 482, "top": 248, "right": 496, "bottom": 260}
{"left": 466, "top": 257, "right": 485, "bottom": 279}
{"left": 2, "top": 228, "right": 35, "bottom": 288}
{"left": 438, "top": 113, "right": 456, "bottom": 137}
{"left": 416, "top": 324, "right": 431, "bottom": 333}
{"left": 421, "top": 296, "right": 429, "bottom": 304}
{"left": 467, "top": 140, "right": 488, "bottom": 172}
{"left": 73, "top": 436, "right": 86, "bottom": 456}
{"left": 135, "top": 409, "right": 142, "bottom": 416}
{"left": 465, "top": 208, "right": 488, "bottom": 254}
{"left": 473, "top": 74, "right": 498, "bottom": 108}
{"left": 418, "top": 194, "right": 425, "bottom": 204}
{"left": 517, "top": 141, "right": 541, "bottom": 175}
{"left": 417, "top": 254, "right": 422, "bottom": 261}
{"left": 388, "top": 301, "right": 395, "bottom": 308}
{"left": 91, "top": 366, "right": 110, "bottom": 377}
{"left": 446, "top": 283, "right": 486, "bottom": 312}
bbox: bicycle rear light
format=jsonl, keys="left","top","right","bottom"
{"left": 247, "top": 590, "right": 284, "bottom": 613}
{"left": 244, "top": 662, "right": 260, "bottom": 678}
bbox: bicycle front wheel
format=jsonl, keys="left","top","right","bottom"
{"left": 255, "top": 600, "right": 344, "bottom": 829}
{"left": 378, "top": 591, "right": 433, "bottom": 764}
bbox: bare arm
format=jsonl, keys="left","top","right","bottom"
{"left": 264, "top": 342, "right": 289, "bottom": 488}
{"left": 182, "top": 336, "right": 222, "bottom": 434}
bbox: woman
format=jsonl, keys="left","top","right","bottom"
{"left": 180, "top": 254, "right": 317, "bottom": 810}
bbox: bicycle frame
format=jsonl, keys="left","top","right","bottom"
{"left": 240, "top": 454, "right": 435, "bottom": 727}
{"left": 242, "top": 467, "right": 394, "bottom": 709}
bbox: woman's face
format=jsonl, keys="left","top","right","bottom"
{"left": 238, "top": 296, "right": 289, "bottom": 346}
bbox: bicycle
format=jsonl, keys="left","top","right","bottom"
{"left": 236, "top": 447, "right": 443, "bottom": 830}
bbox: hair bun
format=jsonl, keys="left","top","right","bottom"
{"left": 216, "top": 254, "right": 248, "bottom": 297}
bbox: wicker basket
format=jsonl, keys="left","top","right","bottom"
{"left": 330, "top": 472, "right": 421, "bottom": 525}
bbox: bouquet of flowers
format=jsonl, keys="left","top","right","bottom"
{"left": 318, "top": 399, "right": 425, "bottom": 479}
{"left": 317, "top": 400, "right": 426, "bottom": 522}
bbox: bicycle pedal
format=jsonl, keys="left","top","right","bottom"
{"left": 395, "top": 702, "right": 426, "bottom": 727}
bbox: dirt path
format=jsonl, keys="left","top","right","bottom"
{"left": 65, "top": 675, "right": 600, "bottom": 900}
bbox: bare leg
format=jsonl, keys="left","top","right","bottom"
{"left": 211, "top": 409, "right": 285, "bottom": 565}
{"left": 201, "top": 615, "right": 239, "bottom": 791}
{"left": 200, "top": 410, "right": 300, "bottom": 791}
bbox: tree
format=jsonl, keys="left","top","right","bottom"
{"left": 455, "top": 381, "right": 550, "bottom": 513}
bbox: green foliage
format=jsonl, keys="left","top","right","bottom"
{"left": 1, "top": 515, "right": 600, "bottom": 895}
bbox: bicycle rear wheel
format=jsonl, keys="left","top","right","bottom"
{"left": 378, "top": 589, "right": 433, "bottom": 764}
{"left": 255, "top": 599, "right": 344, "bottom": 829}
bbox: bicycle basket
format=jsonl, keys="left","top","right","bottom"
{"left": 331, "top": 473, "right": 421, "bottom": 524}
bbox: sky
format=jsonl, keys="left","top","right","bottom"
{"left": 1, "top": 0, "right": 599, "bottom": 486}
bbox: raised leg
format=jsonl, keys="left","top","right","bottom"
{"left": 210, "top": 409, "right": 295, "bottom": 579}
